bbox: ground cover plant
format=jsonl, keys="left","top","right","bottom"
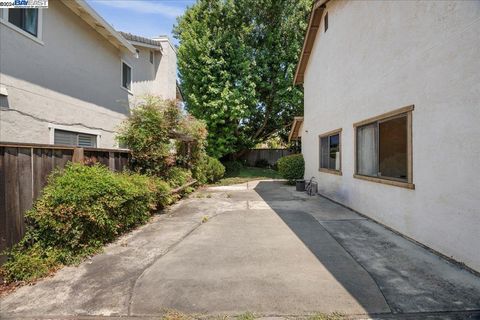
{"left": 0, "top": 164, "right": 173, "bottom": 283}
{"left": 213, "top": 166, "right": 282, "bottom": 186}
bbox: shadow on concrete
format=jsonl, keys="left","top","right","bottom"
{"left": 253, "top": 180, "right": 480, "bottom": 318}
{"left": 252, "top": 181, "right": 391, "bottom": 315}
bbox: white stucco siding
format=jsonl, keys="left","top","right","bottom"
{"left": 0, "top": 1, "right": 133, "bottom": 148}
{"left": 156, "top": 40, "right": 177, "bottom": 101}
{"left": 129, "top": 46, "right": 156, "bottom": 98}
{"left": 302, "top": 1, "right": 480, "bottom": 271}
{"left": 128, "top": 42, "right": 177, "bottom": 102}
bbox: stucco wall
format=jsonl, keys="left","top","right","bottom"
{"left": 0, "top": 1, "right": 134, "bottom": 147}
{"left": 130, "top": 42, "right": 177, "bottom": 101}
{"left": 156, "top": 39, "right": 177, "bottom": 101}
{"left": 302, "top": 1, "right": 480, "bottom": 271}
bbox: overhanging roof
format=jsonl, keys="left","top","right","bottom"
{"left": 61, "top": 0, "right": 136, "bottom": 54}
{"left": 293, "top": 0, "right": 329, "bottom": 85}
{"left": 119, "top": 32, "right": 163, "bottom": 51}
{"left": 288, "top": 117, "right": 304, "bottom": 142}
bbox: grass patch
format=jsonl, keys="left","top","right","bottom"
{"left": 213, "top": 167, "right": 282, "bottom": 186}
{"left": 162, "top": 310, "right": 193, "bottom": 320}
{"left": 308, "top": 312, "right": 345, "bottom": 320}
{"left": 236, "top": 312, "right": 256, "bottom": 320}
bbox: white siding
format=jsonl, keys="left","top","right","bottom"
{"left": 0, "top": 1, "right": 133, "bottom": 148}
{"left": 302, "top": 1, "right": 480, "bottom": 272}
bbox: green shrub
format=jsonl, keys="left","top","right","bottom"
{"left": 277, "top": 154, "right": 304, "bottom": 184}
{"left": 254, "top": 158, "right": 270, "bottom": 168}
{"left": 116, "top": 96, "right": 208, "bottom": 176}
{"left": 192, "top": 156, "right": 225, "bottom": 184}
{"left": 165, "top": 167, "right": 192, "bottom": 188}
{"left": 1, "top": 244, "right": 62, "bottom": 283}
{"left": 223, "top": 160, "right": 243, "bottom": 176}
{"left": 205, "top": 157, "right": 225, "bottom": 183}
{"left": 116, "top": 97, "right": 180, "bottom": 175}
{"left": 151, "top": 178, "right": 174, "bottom": 208}
{"left": 0, "top": 163, "right": 172, "bottom": 283}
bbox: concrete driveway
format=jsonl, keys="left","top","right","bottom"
{"left": 1, "top": 180, "right": 480, "bottom": 319}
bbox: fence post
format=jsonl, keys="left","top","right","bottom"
{"left": 109, "top": 152, "right": 115, "bottom": 171}
{"left": 72, "top": 148, "right": 84, "bottom": 164}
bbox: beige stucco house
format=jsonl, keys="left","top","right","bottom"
{"left": 0, "top": 0, "right": 178, "bottom": 149}
{"left": 294, "top": 0, "right": 480, "bottom": 272}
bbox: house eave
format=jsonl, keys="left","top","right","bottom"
{"left": 293, "top": 0, "right": 329, "bottom": 85}
{"left": 61, "top": 0, "right": 136, "bottom": 55}
{"left": 129, "top": 40, "right": 163, "bottom": 51}
{"left": 288, "top": 117, "right": 304, "bottom": 142}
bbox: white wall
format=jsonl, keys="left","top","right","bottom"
{"left": 0, "top": 1, "right": 133, "bottom": 148}
{"left": 130, "top": 41, "right": 177, "bottom": 101}
{"left": 155, "top": 39, "right": 177, "bottom": 101}
{"left": 302, "top": 1, "right": 480, "bottom": 272}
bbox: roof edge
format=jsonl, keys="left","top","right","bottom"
{"left": 119, "top": 31, "right": 163, "bottom": 51}
{"left": 288, "top": 117, "right": 304, "bottom": 142}
{"left": 61, "top": 0, "right": 136, "bottom": 54}
{"left": 293, "top": 0, "right": 329, "bottom": 85}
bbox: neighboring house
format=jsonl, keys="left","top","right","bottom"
{"left": 0, "top": 0, "right": 178, "bottom": 149}
{"left": 119, "top": 32, "right": 178, "bottom": 102}
{"left": 293, "top": 1, "right": 480, "bottom": 272}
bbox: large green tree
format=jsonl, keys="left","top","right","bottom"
{"left": 174, "top": 0, "right": 312, "bottom": 158}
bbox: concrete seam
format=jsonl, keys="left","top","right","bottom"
{"left": 126, "top": 210, "right": 226, "bottom": 316}
{"left": 313, "top": 219, "right": 394, "bottom": 314}
{"left": 3, "top": 309, "right": 480, "bottom": 319}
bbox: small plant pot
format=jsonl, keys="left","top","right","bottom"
{"left": 296, "top": 179, "right": 305, "bottom": 191}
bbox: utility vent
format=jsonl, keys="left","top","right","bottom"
{"left": 54, "top": 129, "right": 97, "bottom": 147}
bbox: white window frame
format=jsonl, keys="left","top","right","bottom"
{"left": 0, "top": 8, "right": 44, "bottom": 45}
{"left": 48, "top": 124, "right": 101, "bottom": 148}
{"left": 121, "top": 60, "right": 133, "bottom": 94}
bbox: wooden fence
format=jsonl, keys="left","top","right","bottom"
{"left": 239, "top": 148, "right": 293, "bottom": 166}
{"left": 0, "top": 142, "right": 130, "bottom": 262}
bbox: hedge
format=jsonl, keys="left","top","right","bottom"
{"left": 277, "top": 154, "right": 305, "bottom": 184}
{"left": 0, "top": 163, "right": 173, "bottom": 283}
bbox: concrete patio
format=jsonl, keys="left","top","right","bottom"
{"left": 1, "top": 180, "right": 480, "bottom": 319}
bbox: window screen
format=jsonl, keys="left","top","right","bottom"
{"left": 356, "top": 115, "right": 407, "bottom": 181}
{"left": 8, "top": 9, "right": 38, "bottom": 36}
{"left": 54, "top": 130, "right": 97, "bottom": 147}
{"left": 379, "top": 116, "right": 407, "bottom": 179}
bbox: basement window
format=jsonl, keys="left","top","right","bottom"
{"left": 319, "top": 129, "right": 341, "bottom": 175}
{"left": 354, "top": 106, "right": 414, "bottom": 189}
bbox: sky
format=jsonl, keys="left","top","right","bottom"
{"left": 86, "top": 0, "right": 196, "bottom": 45}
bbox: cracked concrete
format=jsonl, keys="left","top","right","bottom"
{"left": 1, "top": 180, "right": 480, "bottom": 319}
